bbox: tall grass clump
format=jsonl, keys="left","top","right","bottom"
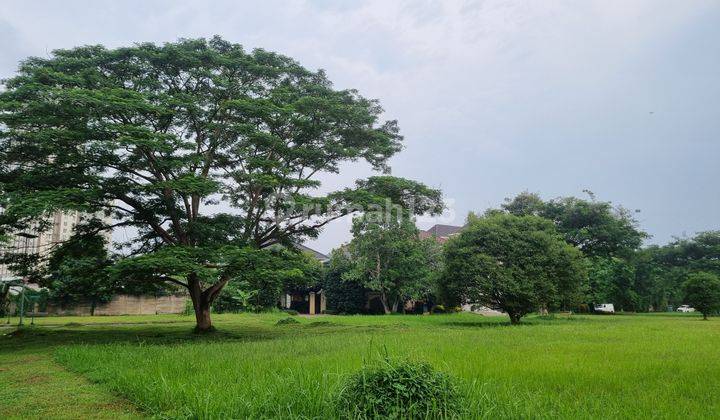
{"left": 336, "top": 357, "right": 462, "bottom": 419}
{"left": 275, "top": 317, "right": 300, "bottom": 326}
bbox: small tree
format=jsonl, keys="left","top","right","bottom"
{"left": 346, "top": 216, "right": 441, "bottom": 314}
{"left": 211, "top": 247, "right": 322, "bottom": 313}
{"left": 587, "top": 256, "right": 638, "bottom": 312}
{"left": 45, "top": 229, "right": 116, "bottom": 315}
{"left": 683, "top": 272, "right": 720, "bottom": 320}
{"left": 441, "top": 213, "right": 586, "bottom": 324}
{"left": 322, "top": 249, "right": 368, "bottom": 314}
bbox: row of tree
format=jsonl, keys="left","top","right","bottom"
{"left": 320, "top": 191, "right": 720, "bottom": 323}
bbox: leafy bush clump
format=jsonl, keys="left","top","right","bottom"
{"left": 275, "top": 317, "right": 300, "bottom": 326}
{"left": 283, "top": 309, "right": 299, "bottom": 316}
{"left": 336, "top": 358, "right": 462, "bottom": 419}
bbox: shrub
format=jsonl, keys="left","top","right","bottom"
{"left": 336, "top": 358, "right": 462, "bottom": 419}
{"left": 283, "top": 309, "right": 299, "bottom": 316}
{"left": 323, "top": 250, "right": 368, "bottom": 314}
{"left": 275, "top": 317, "right": 300, "bottom": 326}
{"left": 432, "top": 304, "right": 446, "bottom": 314}
{"left": 182, "top": 299, "right": 194, "bottom": 316}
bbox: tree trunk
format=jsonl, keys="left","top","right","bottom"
{"left": 703, "top": 312, "right": 708, "bottom": 320}
{"left": 380, "top": 291, "right": 391, "bottom": 315}
{"left": 391, "top": 299, "right": 399, "bottom": 314}
{"left": 189, "top": 286, "right": 214, "bottom": 333}
{"left": 509, "top": 312, "right": 522, "bottom": 324}
{"left": 195, "top": 302, "right": 213, "bottom": 331}
{"left": 188, "top": 273, "right": 229, "bottom": 333}
{"left": 0, "top": 284, "right": 9, "bottom": 316}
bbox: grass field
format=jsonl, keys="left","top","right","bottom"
{"left": 1, "top": 312, "right": 719, "bottom": 419}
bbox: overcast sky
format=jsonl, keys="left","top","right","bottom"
{"left": 2, "top": 0, "right": 719, "bottom": 253}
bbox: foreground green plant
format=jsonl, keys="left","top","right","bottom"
{"left": 275, "top": 317, "right": 300, "bottom": 326}
{"left": 337, "top": 358, "right": 462, "bottom": 419}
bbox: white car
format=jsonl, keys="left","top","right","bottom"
{"left": 594, "top": 303, "right": 615, "bottom": 314}
{"left": 677, "top": 305, "right": 696, "bottom": 313}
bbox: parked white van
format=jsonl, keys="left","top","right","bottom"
{"left": 676, "top": 305, "right": 696, "bottom": 313}
{"left": 594, "top": 303, "right": 615, "bottom": 314}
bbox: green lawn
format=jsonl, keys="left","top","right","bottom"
{"left": 2, "top": 312, "right": 718, "bottom": 419}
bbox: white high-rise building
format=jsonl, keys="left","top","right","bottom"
{"left": 0, "top": 211, "right": 112, "bottom": 281}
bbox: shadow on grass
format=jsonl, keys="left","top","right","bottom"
{"left": 0, "top": 323, "right": 285, "bottom": 354}
{"left": 0, "top": 318, "right": 402, "bottom": 354}
{"left": 440, "top": 315, "right": 601, "bottom": 329}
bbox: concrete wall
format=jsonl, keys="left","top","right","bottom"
{"left": 44, "top": 294, "right": 188, "bottom": 316}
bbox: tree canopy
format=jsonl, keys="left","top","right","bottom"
{"left": 501, "top": 191, "right": 647, "bottom": 258}
{"left": 210, "top": 247, "right": 322, "bottom": 313}
{"left": 0, "top": 37, "right": 442, "bottom": 331}
{"left": 682, "top": 272, "right": 720, "bottom": 320}
{"left": 442, "top": 213, "right": 586, "bottom": 323}
{"left": 45, "top": 227, "right": 116, "bottom": 312}
{"left": 345, "top": 215, "right": 442, "bottom": 314}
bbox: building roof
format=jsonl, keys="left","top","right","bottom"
{"left": 294, "top": 243, "right": 330, "bottom": 262}
{"left": 424, "top": 224, "right": 464, "bottom": 238}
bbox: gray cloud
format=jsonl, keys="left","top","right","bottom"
{"left": 1, "top": 0, "right": 718, "bottom": 252}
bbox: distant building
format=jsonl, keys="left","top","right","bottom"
{"left": 293, "top": 243, "right": 330, "bottom": 264}
{"left": 0, "top": 211, "right": 112, "bottom": 281}
{"left": 419, "top": 224, "right": 464, "bottom": 243}
{"left": 280, "top": 243, "right": 330, "bottom": 314}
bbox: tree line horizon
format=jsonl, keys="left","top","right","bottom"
{"left": 1, "top": 37, "right": 718, "bottom": 330}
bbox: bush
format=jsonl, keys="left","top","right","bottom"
{"left": 283, "top": 309, "right": 299, "bottom": 316}
{"left": 275, "top": 317, "right": 300, "bottom": 326}
{"left": 323, "top": 250, "right": 368, "bottom": 314}
{"left": 432, "top": 304, "right": 446, "bottom": 314}
{"left": 182, "top": 299, "right": 194, "bottom": 316}
{"left": 336, "top": 358, "right": 462, "bottom": 419}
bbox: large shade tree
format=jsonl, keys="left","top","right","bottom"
{"left": 500, "top": 191, "right": 647, "bottom": 310}
{"left": 0, "top": 37, "right": 442, "bottom": 331}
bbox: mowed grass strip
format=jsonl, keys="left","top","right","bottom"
{"left": 48, "top": 313, "right": 720, "bottom": 419}
{"left": 0, "top": 341, "right": 139, "bottom": 419}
